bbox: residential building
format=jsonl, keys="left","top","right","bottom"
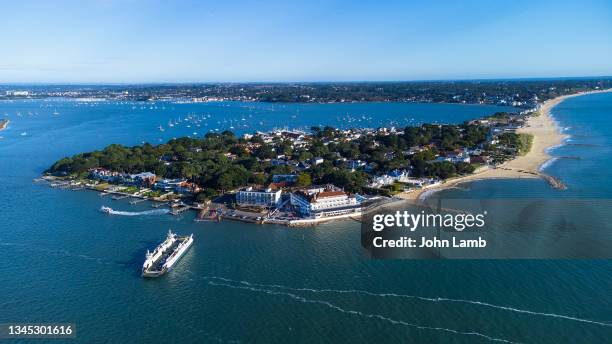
{"left": 236, "top": 186, "right": 282, "bottom": 207}
{"left": 369, "top": 169, "right": 412, "bottom": 188}
{"left": 154, "top": 178, "right": 186, "bottom": 192}
{"left": 130, "top": 172, "right": 157, "bottom": 187}
{"left": 311, "top": 157, "right": 324, "bottom": 165}
{"left": 272, "top": 174, "right": 298, "bottom": 183}
{"left": 89, "top": 167, "right": 121, "bottom": 182}
{"left": 470, "top": 155, "right": 490, "bottom": 164}
{"left": 346, "top": 160, "right": 366, "bottom": 170}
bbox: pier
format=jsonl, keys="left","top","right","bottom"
{"left": 50, "top": 181, "right": 71, "bottom": 188}
{"left": 129, "top": 197, "right": 147, "bottom": 204}
{"left": 151, "top": 201, "right": 168, "bottom": 208}
{"left": 170, "top": 205, "right": 190, "bottom": 215}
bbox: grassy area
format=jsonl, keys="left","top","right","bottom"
{"left": 94, "top": 182, "right": 111, "bottom": 191}
{"left": 122, "top": 186, "right": 139, "bottom": 194}
{"left": 143, "top": 190, "right": 162, "bottom": 198}
{"left": 471, "top": 163, "right": 484, "bottom": 169}
{"left": 380, "top": 181, "right": 405, "bottom": 195}
{"left": 517, "top": 133, "right": 534, "bottom": 155}
{"left": 498, "top": 132, "right": 533, "bottom": 156}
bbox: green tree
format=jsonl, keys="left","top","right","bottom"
{"left": 296, "top": 173, "right": 312, "bottom": 187}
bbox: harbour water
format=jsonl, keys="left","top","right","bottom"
{"left": 1, "top": 97, "right": 612, "bottom": 343}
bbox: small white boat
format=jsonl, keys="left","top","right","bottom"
{"left": 100, "top": 206, "right": 113, "bottom": 214}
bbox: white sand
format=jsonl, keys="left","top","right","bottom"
{"left": 397, "top": 89, "right": 612, "bottom": 201}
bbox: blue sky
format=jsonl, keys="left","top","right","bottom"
{"left": 1, "top": 0, "right": 611, "bottom": 83}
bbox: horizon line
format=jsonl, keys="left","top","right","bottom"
{"left": 2, "top": 75, "right": 612, "bottom": 86}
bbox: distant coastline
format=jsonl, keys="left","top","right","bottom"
{"left": 400, "top": 88, "right": 612, "bottom": 201}
{"left": 3, "top": 78, "right": 611, "bottom": 106}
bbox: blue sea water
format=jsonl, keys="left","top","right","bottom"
{"left": 1, "top": 97, "right": 612, "bottom": 343}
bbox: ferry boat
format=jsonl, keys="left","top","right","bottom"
{"left": 142, "top": 230, "right": 193, "bottom": 278}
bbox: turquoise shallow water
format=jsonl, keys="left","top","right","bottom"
{"left": 1, "top": 98, "right": 612, "bottom": 343}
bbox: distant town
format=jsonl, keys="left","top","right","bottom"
{"left": 2, "top": 78, "right": 612, "bottom": 107}
{"left": 44, "top": 106, "right": 537, "bottom": 226}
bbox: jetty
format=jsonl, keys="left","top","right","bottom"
{"left": 151, "top": 201, "right": 168, "bottom": 208}
{"left": 170, "top": 205, "right": 190, "bottom": 215}
{"left": 497, "top": 166, "right": 567, "bottom": 190}
{"left": 541, "top": 173, "right": 567, "bottom": 190}
{"left": 50, "top": 181, "right": 71, "bottom": 188}
{"left": 129, "top": 197, "right": 147, "bottom": 204}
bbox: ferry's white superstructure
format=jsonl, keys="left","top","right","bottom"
{"left": 142, "top": 230, "right": 193, "bottom": 278}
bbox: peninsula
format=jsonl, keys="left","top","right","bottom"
{"left": 43, "top": 88, "right": 611, "bottom": 225}
{"left": 44, "top": 105, "right": 536, "bottom": 225}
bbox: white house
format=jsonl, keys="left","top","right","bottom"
{"left": 236, "top": 187, "right": 282, "bottom": 207}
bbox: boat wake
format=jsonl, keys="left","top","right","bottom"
{"left": 197, "top": 275, "right": 612, "bottom": 329}
{"left": 102, "top": 208, "right": 170, "bottom": 216}
{"left": 207, "top": 280, "right": 520, "bottom": 343}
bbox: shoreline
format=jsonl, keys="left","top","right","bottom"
{"left": 39, "top": 175, "right": 363, "bottom": 227}
{"left": 38, "top": 88, "right": 612, "bottom": 223}
{"left": 398, "top": 88, "right": 612, "bottom": 201}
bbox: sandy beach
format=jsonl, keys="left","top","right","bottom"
{"left": 398, "top": 89, "right": 612, "bottom": 201}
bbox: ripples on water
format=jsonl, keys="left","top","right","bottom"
{"left": 2, "top": 96, "right": 612, "bottom": 343}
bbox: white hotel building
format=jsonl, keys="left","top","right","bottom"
{"left": 290, "top": 186, "right": 361, "bottom": 219}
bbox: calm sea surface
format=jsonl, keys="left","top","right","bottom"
{"left": 1, "top": 97, "right": 611, "bottom": 343}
